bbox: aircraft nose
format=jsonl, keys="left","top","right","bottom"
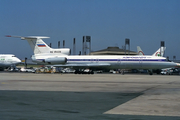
{"left": 176, "top": 63, "right": 180, "bottom": 68}
{"left": 17, "top": 58, "right": 22, "bottom": 63}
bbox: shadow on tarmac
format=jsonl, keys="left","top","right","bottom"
{"left": 0, "top": 91, "right": 180, "bottom": 120}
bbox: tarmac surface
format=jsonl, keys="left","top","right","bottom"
{"left": 0, "top": 72, "right": 180, "bottom": 120}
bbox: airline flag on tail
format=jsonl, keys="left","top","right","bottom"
{"left": 37, "top": 44, "right": 46, "bottom": 47}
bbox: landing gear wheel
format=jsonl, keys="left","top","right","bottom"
{"left": 148, "top": 70, "right": 153, "bottom": 75}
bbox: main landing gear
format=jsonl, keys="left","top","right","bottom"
{"left": 148, "top": 69, "right": 153, "bottom": 75}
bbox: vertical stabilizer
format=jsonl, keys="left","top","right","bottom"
{"left": 26, "top": 37, "right": 51, "bottom": 54}
{"left": 152, "top": 47, "right": 166, "bottom": 57}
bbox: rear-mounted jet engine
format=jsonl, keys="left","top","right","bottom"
{"left": 44, "top": 57, "right": 67, "bottom": 64}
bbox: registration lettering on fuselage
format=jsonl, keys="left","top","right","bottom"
{"left": 50, "top": 51, "right": 61, "bottom": 53}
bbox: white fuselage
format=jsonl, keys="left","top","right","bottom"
{"left": 32, "top": 54, "right": 178, "bottom": 70}
{"left": 0, "top": 54, "right": 21, "bottom": 68}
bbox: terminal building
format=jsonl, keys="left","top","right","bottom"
{"left": 90, "top": 47, "right": 137, "bottom": 55}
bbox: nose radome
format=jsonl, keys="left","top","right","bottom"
{"left": 17, "top": 58, "right": 21, "bottom": 63}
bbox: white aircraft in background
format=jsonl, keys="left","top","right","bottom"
{"left": 137, "top": 46, "right": 166, "bottom": 57}
{"left": 7, "top": 35, "right": 180, "bottom": 75}
{"left": 137, "top": 46, "right": 167, "bottom": 74}
{"left": 0, "top": 54, "right": 21, "bottom": 71}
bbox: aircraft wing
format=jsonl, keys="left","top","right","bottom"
{"left": 47, "top": 63, "right": 111, "bottom": 68}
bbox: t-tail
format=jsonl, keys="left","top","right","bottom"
{"left": 6, "top": 35, "right": 71, "bottom": 55}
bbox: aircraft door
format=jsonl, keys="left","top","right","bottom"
{"left": 117, "top": 58, "right": 121, "bottom": 68}
{"left": 117, "top": 58, "right": 121, "bottom": 64}
{"left": 0, "top": 57, "right": 5, "bottom": 64}
{"left": 139, "top": 58, "right": 142, "bottom": 68}
{"left": 96, "top": 58, "right": 99, "bottom": 63}
{"left": 91, "top": 58, "right": 94, "bottom": 63}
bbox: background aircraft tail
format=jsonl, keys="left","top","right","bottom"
{"left": 137, "top": 46, "right": 166, "bottom": 57}
{"left": 152, "top": 47, "right": 166, "bottom": 57}
{"left": 137, "top": 46, "right": 145, "bottom": 56}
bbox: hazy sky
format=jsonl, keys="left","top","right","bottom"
{"left": 1, "top": 0, "right": 180, "bottom": 59}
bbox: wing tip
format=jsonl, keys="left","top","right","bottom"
{"left": 5, "top": 35, "right": 12, "bottom": 37}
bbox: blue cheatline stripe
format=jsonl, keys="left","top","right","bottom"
{"left": 67, "top": 59, "right": 166, "bottom": 62}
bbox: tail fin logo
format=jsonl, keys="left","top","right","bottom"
{"left": 37, "top": 44, "right": 46, "bottom": 47}
{"left": 155, "top": 52, "right": 160, "bottom": 56}
{"left": 138, "top": 51, "right": 144, "bottom": 55}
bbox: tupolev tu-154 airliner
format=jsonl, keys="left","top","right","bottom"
{"left": 7, "top": 35, "right": 180, "bottom": 75}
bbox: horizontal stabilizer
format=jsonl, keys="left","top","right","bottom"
{"left": 6, "top": 35, "right": 50, "bottom": 40}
